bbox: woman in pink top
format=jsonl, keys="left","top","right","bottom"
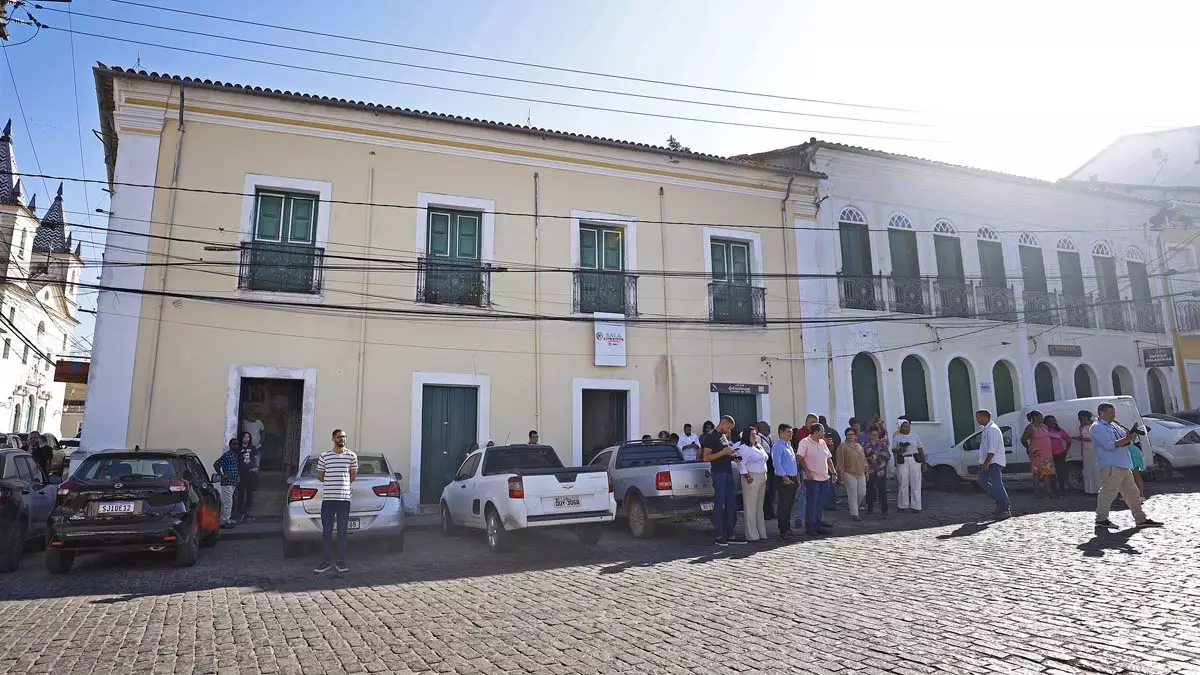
{"left": 1045, "top": 415, "right": 1072, "bottom": 495}
{"left": 1021, "top": 410, "right": 1057, "bottom": 498}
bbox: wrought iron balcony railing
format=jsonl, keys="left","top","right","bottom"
{"left": 1021, "top": 289, "right": 1057, "bottom": 326}
{"left": 933, "top": 279, "right": 975, "bottom": 318}
{"left": 709, "top": 282, "right": 766, "bottom": 326}
{"left": 837, "top": 273, "right": 885, "bottom": 311}
{"left": 238, "top": 242, "right": 325, "bottom": 295}
{"left": 418, "top": 257, "right": 491, "bottom": 307}
{"left": 573, "top": 270, "right": 638, "bottom": 316}
{"left": 885, "top": 276, "right": 931, "bottom": 315}
{"left": 1061, "top": 293, "right": 1094, "bottom": 329}
{"left": 1096, "top": 298, "right": 1129, "bottom": 332}
{"left": 1176, "top": 299, "right": 1200, "bottom": 334}
{"left": 975, "top": 284, "right": 1017, "bottom": 322}
{"left": 1129, "top": 300, "right": 1165, "bottom": 334}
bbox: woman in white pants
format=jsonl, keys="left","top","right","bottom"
{"left": 835, "top": 428, "right": 869, "bottom": 520}
{"left": 735, "top": 426, "right": 770, "bottom": 542}
{"left": 892, "top": 419, "right": 924, "bottom": 513}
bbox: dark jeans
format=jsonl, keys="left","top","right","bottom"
{"left": 776, "top": 477, "right": 798, "bottom": 534}
{"left": 764, "top": 457, "right": 776, "bottom": 518}
{"left": 977, "top": 464, "right": 1010, "bottom": 512}
{"left": 235, "top": 470, "right": 258, "bottom": 518}
{"left": 804, "top": 479, "right": 830, "bottom": 533}
{"left": 321, "top": 499, "right": 351, "bottom": 563}
{"left": 1051, "top": 454, "right": 1069, "bottom": 492}
{"left": 711, "top": 471, "right": 737, "bottom": 539}
{"left": 866, "top": 473, "right": 888, "bottom": 514}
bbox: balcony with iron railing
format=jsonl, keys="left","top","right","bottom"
{"left": 932, "top": 279, "right": 976, "bottom": 318}
{"left": 1129, "top": 299, "right": 1165, "bottom": 334}
{"left": 975, "top": 284, "right": 1018, "bottom": 322}
{"left": 885, "top": 276, "right": 931, "bottom": 315}
{"left": 1176, "top": 299, "right": 1200, "bottom": 334}
{"left": 1096, "top": 297, "right": 1129, "bottom": 332}
{"left": 1021, "top": 289, "right": 1058, "bottom": 326}
{"left": 573, "top": 270, "right": 638, "bottom": 315}
{"left": 418, "top": 257, "right": 491, "bottom": 307}
{"left": 709, "top": 282, "right": 766, "bottom": 326}
{"left": 1060, "top": 293, "right": 1094, "bottom": 329}
{"left": 836, "top": 273, "right": 885, "bottom": 312}
{"left": 238, "top": 242, "right": 326, "bottom": 295}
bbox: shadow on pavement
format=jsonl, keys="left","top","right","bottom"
{"left": 1, "top": 480, "right": 1192, "bottom": 603}
{"left": 1077, "top": 526, "right": 1143, "bottom": 557}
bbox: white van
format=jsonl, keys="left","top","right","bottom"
{"left": 925, "top": 396, "right": 1153, "bottom": 491}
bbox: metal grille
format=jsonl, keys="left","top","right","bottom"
{"left": 418, "top": 257, "right": 491, "bottom": 307}
{"left": 238, "top": 242, "right": 325, "bottom": 294}
{"left": 933, "top": 279, "right": 976, "bottom": 318}
{"left": 886, "top": 276, "right": 931, "bottom": 315}
{"left": 709, "top": 283, "right": 766, "bottom": 326}
{"left": 975, "top": 284, "right": 1017, "bottom": 322}
{"left": 1021, "top": 290, "right": 1058, "bottom": 326}
{"left": 837, "top": 273, "right": 885, "bottom": 311}
{"left": 573, "top": 270, "right": 638, "bottom": 315}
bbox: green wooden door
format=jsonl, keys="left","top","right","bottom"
{"left": 1148, "top": 371, "right": 1167, "bottom": 414}
{"left": 948, "top": 358, "right": 974, "bottom": 443}
{"left": 718, "top": 394, "right": 758, "bottom": 433}
{"left": 992, "top": 362, "right": 1017, "bottom": 416}
{"left": 851, "top": 353, "right": 881, "bottom": 424}
{"left": 1034, "top": 363, "right": 1055, "bottom": 403}
{"left": 420, "top": 385, "right": 479, "bottom": 504}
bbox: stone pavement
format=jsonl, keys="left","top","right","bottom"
{"left": 2, "top": 481, "right": 1199, "bottom": 675}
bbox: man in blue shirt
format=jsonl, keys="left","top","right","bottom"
{"left": 213, "top": 438, "right": 240, "bottom": 529}
{"left": 771, "top": 424, "right": 797, "bottom": 540}
{"left": 1090, "top": 403, "right": 1162, "bottom": 529}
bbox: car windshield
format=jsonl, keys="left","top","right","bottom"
{"left": 76, "top": 456, "right": 177, "bottom": 481}
{"left": 300, "top": 455, "right": 389, "bottom": 476}
{"left": 483, "top": 446, "right": 564, "bottom": 475}
{"left": 1145, "top": 415, "right": 1190, "bottom": 429}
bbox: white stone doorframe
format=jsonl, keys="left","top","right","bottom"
{"left": 572, "top": 378, "right": 640, "bottom": 466}
{"left": 409, "top": 372, "right": 492, "bottom": 511}
{"left": 708, "top": 391, "right": 772, "bottom": 432}
{"left": 225, "top": 365, "right": 317, "bottom": 474}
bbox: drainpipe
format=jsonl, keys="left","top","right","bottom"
{"left": 355, "top": 167, "right": 375, "bottom": 441}
{"left": 141, "top": 84, "right": 185, "bottom": 446}
{"left": 780, "top": 173, "right": 799, "bottom": 420}
{"left": 659, "top": 187, "right": 674, "bottom": 429}
{"left": 533, "top": 172, "right": 542, "bottom": 432}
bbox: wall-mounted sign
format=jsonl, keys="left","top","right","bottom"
{"left": 593, "top": 312, "right": 626, "bottom": 367}
{"left": 1143, "top": 347, "right": 1175, "bottom": 368}
{"left": 980, "top": 381, "right": 993, "bottom": 394}
{"left": 1048, "top": 344, "right": 1083, "bottom": 358}
{"left": 710, "top": 382, "right": 769, "bottom": 395}
{"left": 54, "top": 360, "right": 89, "bottom": 384}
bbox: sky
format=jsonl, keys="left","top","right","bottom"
{"left": 2, "top": 0, "right": 1198, "bottom": 349}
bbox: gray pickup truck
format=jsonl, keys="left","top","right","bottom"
{"left": 589, "top": 441, "right": 722, "bottom": 538}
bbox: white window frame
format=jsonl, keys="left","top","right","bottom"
{"left": 570, "top": 210, "right": 637, "bottom": 317}
{"left": 238, "top": 174, "right": 333, "bottom": 304}
{"left": 703, "top": 227, "right": 764, "bottom": 281}
{"left": 415, "top": 193, "right": 496, "bottom": 264}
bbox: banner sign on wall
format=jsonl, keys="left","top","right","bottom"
{"left": 1048, "top": 344, "right": 1083, "bottom": 358}
{"left": 594, "top": 312, "right": 626, "bottom": 367}
{"left": 1142, "top": 347, "right": 1175, "bottom": 368}
{"left": 710, "top": 382, "right": 769, "bottom": 395}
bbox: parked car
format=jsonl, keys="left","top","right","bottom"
{"left": 3, "top": 433, "right": 65, "bottom": 474}
{"left": 0, "top": 449, "right": 59, "bottom": 572}
{"left": 1170, "top": 410, "right": 1200, "bottom": 426}
{"left": 440, "top": 444, "right": 615, "bottom": 553}
{"left": 926, "top": 396, "right": 1151, "bottom": 491}
{"left": 46, "top": 448, "right": 222, "bottom": 573}
{"left": 1141, "top": 414, "right": 1200, "bottom": 479}
{"left": 591, "top": 440, "right": 720, "bottom": 538}
{"left": 282, "top": 453, "right": 406, "bottom": 557}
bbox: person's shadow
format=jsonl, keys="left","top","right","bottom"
{"left": 1077, "top": 527, "right": 1142, "bottom": 557}
{"left": 935, "top": 520, "right": 994, "bottom": 540}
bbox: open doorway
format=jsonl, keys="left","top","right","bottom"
{"left": 237, "top": 377, "right": 305, "bottom": 520}
{"left": 581, "top": 389, "right": 627, "bottom": 464}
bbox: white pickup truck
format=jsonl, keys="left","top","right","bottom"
{"left": 439, "top": 444, "right": 616, "bottom": 553}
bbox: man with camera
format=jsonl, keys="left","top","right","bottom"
{"left": 1090, "top": 403, "right": 1162, "bottom": 530}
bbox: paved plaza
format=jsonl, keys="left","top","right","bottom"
{"left": 2, "top": 482, "right": 1199, "bottom": 675}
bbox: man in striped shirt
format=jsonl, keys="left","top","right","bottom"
{"left": 315, "top": 429, "right": 358, "bottom": 574}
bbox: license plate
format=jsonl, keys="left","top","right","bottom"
{"left": 554, "top": 496, "right": 581, "bottom": 509}
{"left": 97, "top": 501, "right": 136, "bottom": 514}
{"left": 700, "top": 501, "right": 714, "bottom": 512}
{"left": 347, "top": 518, "right": 360, "bottom": 531}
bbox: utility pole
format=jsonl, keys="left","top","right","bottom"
{"left": 0, "top": 0, "right": 72, "bottom": 43}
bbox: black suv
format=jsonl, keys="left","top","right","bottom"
{"left": 47, "top": 449, "right": 222, "bottom": 573}
{"left": 1, "top": 449, "right": 59, "bottom": 572}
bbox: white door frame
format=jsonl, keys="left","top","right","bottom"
{"left": 708, "top": 391, "right": 772, "bottom": 430}
{"left": 410, "top": 372, "right": 491, "bottom": 509}
{"left": 225, "top": 365, "right": 316, "bottom": 473}
{"left": 573, "top": 378, "right": 640, "bottom": 465}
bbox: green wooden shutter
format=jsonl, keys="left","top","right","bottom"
{"left": 579, "top": 227, "right": 598, "bottom": 269}
{"left": 1058, "top": 251, "right": 1085, "bottom": 296}
{"left": 711, "top": 242, "right": 728, "bottom": 281}
{"left": 730, "top": 243, "right": 750, "bottom": 284}
{"left": 602, "top": 230, "right": 623, "bottom": 270}
{"left": 888, "top": 229, "right": 920, "bottom": 278}
{"left": 1018, "top": 246, "right": 1047, "bottom": 292}
{"left": 978, "top": 241, "right": 1007, "bottom": 287}
{"left": 288, "top": 197, "right": 316, "bottom": 244}
{"left": 934, "top": 236, "right": 964, "bottom": 280}
{"left": 428, "top": 212, "right": 451, "bottom": 257}
{"left": 1128, "top": 261, "right": 1151, "bottom": 301}
{"left": 456, "top": 214, "right": 480, "bottom": 261}
{"left": 255, "top": 194, "right": 284, "bottom": 241}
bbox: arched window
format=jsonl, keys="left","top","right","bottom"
{"left": 948, "top": 357, "right": 976, "bottom": 443}
{"left": 1112, "top": 366, "right": 1134, "bottom": 396}
{"left": 1092, "top": 240, "right": 1114, "bottom": 257}
{"left": 1125, "top": 247, "right": 1145, "bottom": 263}
{"left": 1092, "top": 241, "right": 1121, "bottom": 328}
{"left": 1147, "top": 368, "right": 1169, "bottom": 414}
{"left": 887, "top": 213, "right": 914, "bottom": 230}
{"left": 900, "top": 355, "right": 930, "bottom": 422}
{"left": 36, "top": 321, "right": 45, "bottom": 339}
{"left": 933, "top": 219, "right": 957, "bottom": 236}
{"left": 1034, "top": 362, "right": 1057, "bottom": 403}
{"left": 992, "top": 360, "right": 1019, "bottom": 416}
{"left": 851, "top": 352, "right": 881, "bottom": 423}
{"left": 838, "top": 207, "right": 876, "bottom": 310}
{"left": 887, "top": 213, "right": 922, "bottom": 311}
{"left": 36, "top": 407, "right": 45, "bottom": 432}
{"left": 11, "top": 404, "right": 20, "bottom": 434}
{"left": 1017, "top": 232, "right": 1040, "bottom": 247}
{"left": 977, "top": 226, "right": 1000, "bottom": 242}
{"left": 838, "top": 207, "right": 867, "bottom": 225}
{"left": 1074, "top": 364, "right": 1097, "bottom": 398}
{"left": 1056, "top": 237, "right": 1076, "bottom": 252}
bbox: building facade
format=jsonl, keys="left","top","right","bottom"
{"left": 84, "top": 66, "right": 820, "bottom": 510}
{"left": 0, "top": 121, "right": 83, "bottom": 437}
{"left": 744, "top": 140, "right": 1176, "bottom": 454}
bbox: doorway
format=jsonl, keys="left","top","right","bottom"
{"left": 581, "top": 389, "right": 627, "bottom": 464}
{"left": 851, "top": 353, "right": 881, "bottom": 424}
{"left": 718, "top": 393, "right": 758, "bottom": 434}
{"left": 420, "top": 385, "right": 479, "bottom": 505}
{"left": 948, "top": 357, "right": 975, "bottom": 443}
{"left": 1034, "top": 362, "right": 1056, "bottom": 403}
{"left": 1147, "top": 369, "right": 1169, "bottom": 414}
{"left": 238, "top": 377, "right": 305, "bottom": 518}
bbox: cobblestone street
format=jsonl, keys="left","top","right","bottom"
{"left": 2, "top": 482, "right": 1199, "bottom": 675}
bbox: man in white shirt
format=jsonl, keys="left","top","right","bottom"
{"left": 242, "top": 412, "right": 264, "bottom": 447}
{"left": 975, "top": 409, "right": 1011, "bottom": 519}
{"left": 677, "top": 423, "right": 701, "bottom": 461}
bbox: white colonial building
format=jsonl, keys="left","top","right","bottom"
{"left": 744, "top": 140, "right": 1177, "bottom": 453}
{"left": 0, "top": 120, "right": 83, "bottom": 436}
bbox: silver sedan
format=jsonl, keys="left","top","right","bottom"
{"left": 282, "top": 453, "right": 406, "bottom": 557}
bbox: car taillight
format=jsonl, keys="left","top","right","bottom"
{"left": 57, "top": 479, "right": 80, "bottom": 498}
{"left": 609, "top": 472, "right": 615, "bottom": 493}
{"left": 373, "top": 482, "right": 401, "bottom": 498}
{"left": 0, "top": 486, "right": 8, "bottom": 506}
{"left": 167, "top": 478, "right": 188, "bottom": 493}
{"left": 288, "top": 485, "right": 318, "bottom": 502}
{"left": 655, "top": 471, "right": 672, "bottom": 491}
{"left": 507, "top": 476, "right": 524, "bottom": 499}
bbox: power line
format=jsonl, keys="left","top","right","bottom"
{"left": 41, "top": 6, "right": 936, "bottom": 131}
{"left": 47, "top": 25, "right": 945, "bottom": 144}
{"left": 2, "top": 45, "right": 50, "bottom": 198}
{"left": 102, "top": 0, "right": 931, "bottom": 115}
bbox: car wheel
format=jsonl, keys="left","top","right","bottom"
{"left": 200, "top": 524, "right": 220, "bottom": 548}
{"left": 1146, "top": 455, "right": 1173, "bottom": 482}
{"left": 1063, "top": 462, "right": 1085, "bottom": 493}
{"left": 0, "top": 521, "right": 26, "bottom": 573}
{"left": 485, "top": 508, "right": 508, "bottom": 553}
{"left": 388, "top": 532, "right": 406, "bottom": 554}
{"left": 932, "top": 466, "right": 960, "bottom": 492}
{"left": 440, "top": 502, "right": 458, "bottom": 537}
{"left": 282, "top": 539, "right": 305, "bottom": 558}
{"left": 627, "top": 496, "right": 656, "bottom": 539}
{"left": 577, "top": 525, "right": 603, "bottom": 546}
{"left": 174, "top": 529, "right": 199, "bottom": 567}
{"left": 45, "top": 549, "right": 74, "bottom": 575}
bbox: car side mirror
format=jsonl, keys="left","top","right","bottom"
{"left": 48, "top": 475, "right": 62, "bottom": 485}
{"left": 394, "top": 472, "right": 404, "bottom": 482}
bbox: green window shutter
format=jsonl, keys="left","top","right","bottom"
{"left": 428, "top": 212, "right": 451, "bottom": 257}
{"left": 711, "top": 242, "right": 728, "bottom": 281}
{"left": 602, "top": 230, "right": 623, "bottom": 270}
{"left": 255, "top": 194, "right": 284, "bottom": 241}
{"left": 456, "top": 214, "right": 480, "bottom": 261}
{"left": 579, "top": 228, "right": 598, "bottom": 269}
{"left": 288, "top": 197, "right": 316, "bottom": 244}
{"left": 730, "top": 243, "right": 750, "bottom": 283}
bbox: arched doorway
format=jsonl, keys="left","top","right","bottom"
{"left": 1074, "top": 365, "right": 1096, "bottom": 398}
{"left": 851, "top": 353, "right": 881, "bottom": 424}
{"left": 948, "top": 357, "right": 975, "bottom": 443}
{"left": 1147, "top": 368, "right": 1169, "bottom": 414}
{"left": 1111, "top": 366, "right": 1134, "bottom": 397}
{"left": 992, "top": 360, "right": 1018, "bottom": 416}
{"left": 11, "top": 404, "right": 20, "bottom": 433}
{"left": 36, "top": 406, "right": 45, "bottom": 432}
{"left": 900, "top": 355, "right": 930, "bottom": 422}
{"left": 24, "top": 396, "right": 34, "bottom": 432}
{"left": 1034, "top": 362, "right": 1056, "bottom": 403}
